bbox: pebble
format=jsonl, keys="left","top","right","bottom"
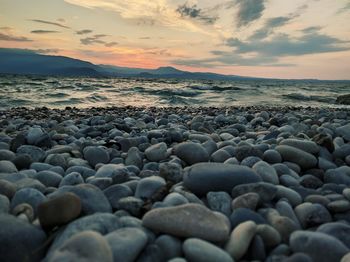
{"left": 207, "top": 191, "right": 232, "bottom": 216}
{"left": 103, "top": 184, "right": 133, "bottom": 208}
{"left": 10, "top": 187, "right": 47, "bottom": 215}
{"left": 225, "top": 221, "right": 257, "bottom": 261}
{"left": 232, "top": 182, "right": 277, "bottom": 203}
{"left": 280, "top": 138, "right": 319, "bottom": 154}
{"left": 155, "top": 235, "right": 182, "bottom": 260}
{"left": 290, "top": 231, "right": 349, "bottom": 262}
{"left": 0, "top": 214, "right": 47, "bottom": 262}
{"left": 253, "top": 160, "right": 279, "bottom": 184}
{"left": 142, "top": 203, "right": 230, "bottom": 242}
{"left": 38, "top": 192, "right": 82, "bottom": 229}
{"left": 145, "top": 142, "right": 169, "bottom": 162}
{"left": 48, "top": 231, "right": 113, "bottom": 262}
{"left": 183, "top": 238, "right": 233, "bottom": 262}
{"left": 105, "top": 227, "right": 148, "bottom": 262}
{"left": 231, "top": 192, "right": 260, "bottom": 210}
{"left": 317, "top": 222, "right": 350, "bottom": 249}
{"left": 294, "top": 203, "right": 332, "bottom": 228}
{"left": 0, "top": 160, "right": 18, "bottom": 173}
{"left": 275, "top": 145, "right": 317, "bottom": 169}
{"left": 83, "top": 146, "right": 110, "bottom": 167}
{"left": 184, "top": 163, "right": 261, "bottom": 196}
{"left": 173, "top": 142, "right": 209, "bottom": 165}
{"left": 135, "top": 176, "right": 166, "bottom": 200}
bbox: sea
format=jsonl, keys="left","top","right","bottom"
{"left": 0, "top": 75, "right": 349, "bottom": 109}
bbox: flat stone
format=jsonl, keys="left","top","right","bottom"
{"left": 184, "top": 163, "right": 262, "bottom": 196}
{"left": 275, "top": 145, "right": 317, "bottom": 170}
{"left": 104, "top": 227, "right": 148, "bottom": 262}
{"left": 225, "top": 221, "right": 257, "bottom": 261}
{"left": 328, "top": 200, "right": 350, "bottom": 213}
{"left": 290, "top": 231, "right": 349, "bottom": 262}
{"left": 183, "top": 238, "right": 233, "bottom": 262}
{"left": 173, "top": 142, "right": 209, "bottom": 165}
{"left": 48, "top": 231, "right": 113, "bottom": 262}
{"left": 280, "top": 139, "right": 319, "bottom": 154}
{"left": 38, "top": 192, "right": 82, "bottom": 229}
{"left": 142, "top": 203, "right": 230, "bottom": 242}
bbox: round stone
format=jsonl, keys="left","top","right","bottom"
{"left": 83, "top": 146, "right": 110, "bottom": 167}
{"left": 11, "top": 188, "right": 47, "bottom": 215}
{"left": 145, "top": 142, "right": 168, "bottom": 162}
{"left": 232, "top": 192, "right": 260, "bottom": 210}
{"left": 135, "top": 176, "right": 166, "bottom": 200}
{"left": 207, "top": 191, "right": 232, "bottom": 216}
{"left": 317, "top": 222, "right": 350, "bottom": 249}
{"left": 253, "top": 161, "right": 279, "bottom": 185}
{"left": 104, "top": 227, "right": 148, "bottom": 262}
{"left": 183, "top": 238, "right": 233, "bottom": 262}
{"left": 263, "top": 149, "right": 282, "bottom": 164}
{"left": 48, "top": 231, "right": 113, "bottom": 262}
{"left": 294, "top": 203, "right": 332, "bottom": 229}
{"left": 155, "top": 235, "right": 182, "bottom": 260}
{"left": 59, "top": 172, "right": 84, "bottom": 187}
{"left": 0, "top": 214, "right": 47, "bottom": 262}
{"left": 173, "top": 142, "right": 209, "bottom": 165}
{"left": 290, "top": 231, "right": 349, "bottom": 262}
{"left": 38, "top": 192, "right": 82, "bottom": 229}
{"left": 279, "top": 139, "right": 319, "bottom": 154}
{"left": 184, "top": 163, "right": 262, "bottom": 196}
{"left": 0, "top": 160, "right": 17, "bottom": 173}
{"left": 142, "top": 203, "right": 230, "bottom": 242}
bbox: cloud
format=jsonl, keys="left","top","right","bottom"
{"left": 173, "top": 29, "right": 349, "bottom": 68}
{"left": 57, "top": 18, "right": 66, "bottom": 23}
{"left": 228, "top": 30, "right": 349, "bottom": 57}
{"left": 338, "top": 2, "right": 350, "bottom": 13}
{"left": 176, "top": 3, "right": 218, "bottom": 24}
{"left": 139, "top": 36, "right": 151, "bottom": 39}
{"left": 235, "top": 0, "right": 266, "bottom": 27}
{"left": 105, "top": 41, "right": 118, "bottom": 47}
{"left": 249, "top": 16, "right": 293, "bottom": 40}
{"left": 30, "top": 19, "right": 70, "bottom": 29}
{"left": 0, "top": 32, "right": 32, "bottom": 42}
{"left": 80, "top": 34, "right": 117, "bottom": 47}
{"left": 31, "top": 30, "right": 60, "bottom": 34}
{"left": 76, "top": 29, "right": 93, "bottom": 35}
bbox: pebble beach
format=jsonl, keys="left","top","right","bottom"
{"left": 1, "top": 105, "right": 350, "bottom": 262}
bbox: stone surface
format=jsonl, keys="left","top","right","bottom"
{"left": 207, "top": 191, "right": 232, "bottom": 216}
{"left": 0, "top": 214, "right": 47, "bottom": 262}
{"left": 105, "top": 227, "right": 148, "bottom": 262}
{"left": 38, "top": 192, "right": 82, "bottom": 229}
{"left": 275, "top": 145, "right": 317, "bottom": 169}
{"left": 294, "top": 203, "right": 332, "bottom": 229}
{"left": 145, "top": 142, "right": 168, "bottom": 162}
{"left": 225, "top": 221, "right": 257, "bottom": 261}
{"left": 142, "top": 203, "right": 230, "bottom": 242}
{"left": 173, "top": 142, "right": 209, "bottom": 165}
{"left": 290, "top": 231, "right": 349, "bottom": 262}
{"left": 184, "top": 163, "right": 261, "bottom": 196}
{"left": 183, "top": 238, "right": 233, "bottom": 262}
{"left": 83, "top": 146, "right": 110, "bottom": 167}
{"left": 11, "top": 187, "right": 47, "bottom": 215}
{"left": 48, "top": 231, "right": 113, "bottom": 262}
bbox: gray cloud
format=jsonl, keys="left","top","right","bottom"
{"left": 31, "top": 30, "right": 60, "bottom": 34}
{"left": 105, "top": 41, "right": 118, "bottom": 47}
{"left": 177, "top": 3, "right": 218, "bottom": 24}
{"left": 80, "top": 34, "right": 117, "bottom": 47}
{"left": 338, "top": 2, "right": 350, "bottom": 13}
{"left": 30, "top": 19, "right": 70, "bottom": 29}
{"left": 76, "top": 29, "right": 93, "bottom": 35}
{"left": 173, "top": 29, "right": 349, "bottom": 68}
{"left": 0, "top": 32, "right": 32, "bottom": 42}
{"left": 249, "top": 16, "right": 293, "bottom": 40}
{"left": 228, "top": 30, "right": 349, "bottom": 56}
{"left": 236, "top": 0, "right": 266, "bottom": 27}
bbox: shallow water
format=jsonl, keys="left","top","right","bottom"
{"left": 0, "top": 75, "right": 349, "bottom": 109}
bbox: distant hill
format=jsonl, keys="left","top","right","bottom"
{"left": 0, "top": 48, "right": 101, "bottom": 76}
{"left": 0, "top": 48, "right": 251, "bottom": 80}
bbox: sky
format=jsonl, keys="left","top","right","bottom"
{"left": 0, "top": 0, "right": 350, "bottom": 79}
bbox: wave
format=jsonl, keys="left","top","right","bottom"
{"left": 283, "top": 93, "right": 335, "bottom": 103}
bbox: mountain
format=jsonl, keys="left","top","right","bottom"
{"left": 0, "top": 48, "right": 102, "bottom": 76}
{"left": 0, "top": 48, "right": 250, "bottom": 80}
